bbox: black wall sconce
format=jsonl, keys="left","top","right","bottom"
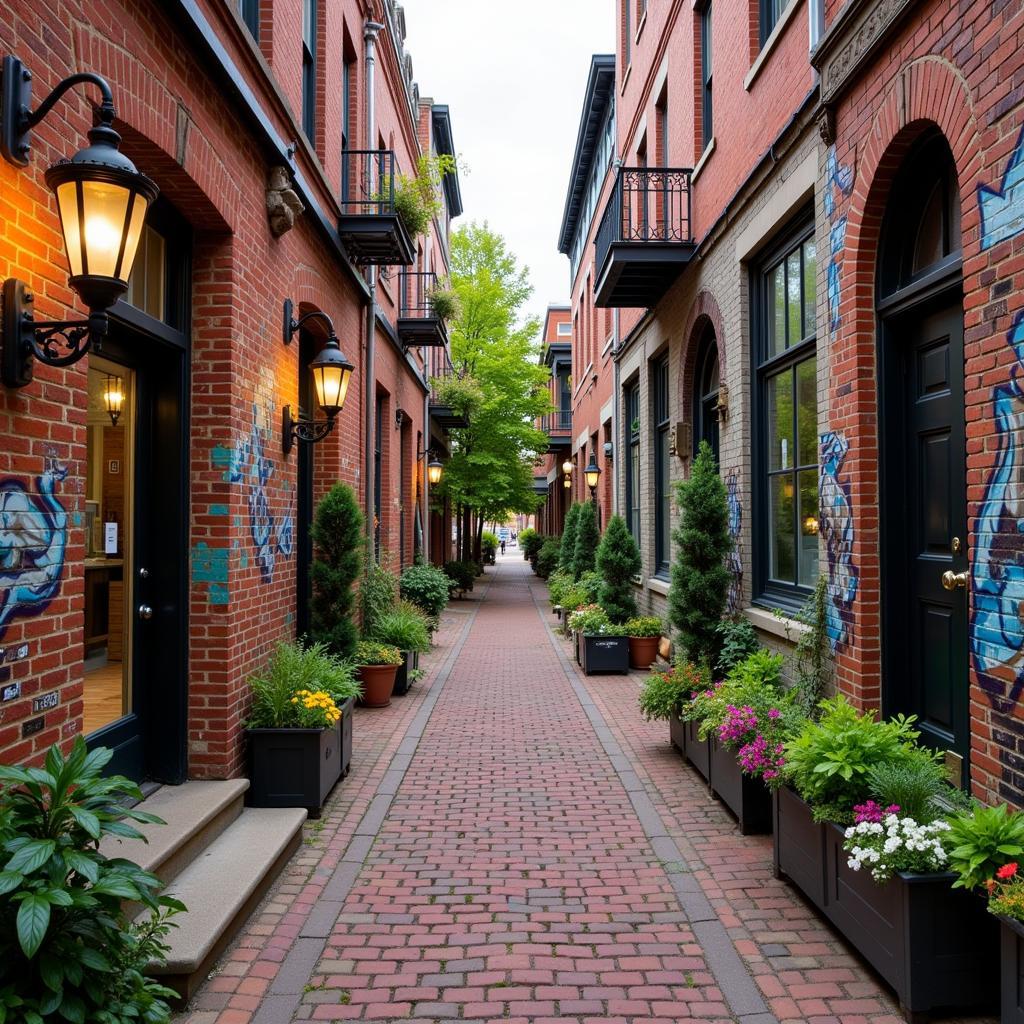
{"left": 281, "top": 299, "right": 354, "bottom": 454}
{"left": 103, "top": 373, "right": 124, "bottom": 426}
{"left": 1, "top": 56, "right": 159, "bottom": 388}
{"left": 418, "top": 446, "right": 444, "bottom": 486}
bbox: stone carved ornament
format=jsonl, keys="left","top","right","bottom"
{"left": 266, "top": 166, "right": 304, "bottom": 237}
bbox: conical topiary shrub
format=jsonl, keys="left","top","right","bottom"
{"left": 596, "top": 514, "right": 641, "bottom": 623}
{"left": 310, "top": 483, "right": 363, "bottom": 659}
{"left": 571, "top": 499, "right": 600, "bottom": 580}
{"left": 559, "top": 502, "right": 582, "bottom": 576}
{"left": 669, "top": 440, "right": 731, "bottom": 667}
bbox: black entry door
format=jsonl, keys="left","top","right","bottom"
{"left": 882, "top": 303, "right": 968, "bottom": 783}
{"left": 87, "top": 317, "right": 188, "bottom": 784}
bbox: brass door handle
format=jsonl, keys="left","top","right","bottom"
{"left": 941, "top": 570, "right": 968, "bottom": 591}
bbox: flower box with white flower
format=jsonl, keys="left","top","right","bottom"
{"left": 709, "top": 737, "right": 771, "bottom": 835}
{"left": 821, "top": 811, "right": 998, "bottom": 1021}
{"left": 580, "top": 634, "right": 629, "bottom": 675}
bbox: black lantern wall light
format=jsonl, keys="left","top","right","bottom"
{"left": 418, "top": 446, "right": 444, "bottom": 486}
{"left": 281, "top": 299, "right": 355, "bottom": 454}
{"left": 1, "top": 56, "right": 159, "bottom": 388}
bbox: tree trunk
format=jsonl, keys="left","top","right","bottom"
{"left": 473, "top": 516, "right": 484, "bottom": 568}
{"left": 461, "top": 506, "right": 472, "bottom": 562}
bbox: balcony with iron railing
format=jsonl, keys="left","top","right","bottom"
{"left": 397, "top": 269, "right": 448, "bottom": 349}
{"left": 594, "top": 166, "right": 695, "bottom": 308}
{"left": 338, "top": 149, "right": 416, "bottom": 266}
{"left": 541, "top": 409, "right": 573, "bottom": 448}
{"left": 426, "top": 346, "right": 469, "bottom": 431}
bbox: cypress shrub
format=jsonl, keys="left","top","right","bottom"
{"left": 558, "top": 502, "right": 582, "bottom": 576}
{"left": 596, "top": 515, "right": 641, "bottom": 623}
{"left": 310, "top": 483, "right": 363, "bottom": 659}
{"left": 535, "top": 537, "right": 561, "bottom": 579}
{"left": 571, "top": 500, "right": 600, "bottom": 579}
{"left": 668, "top": 440, "right": 731, "bottom": 667}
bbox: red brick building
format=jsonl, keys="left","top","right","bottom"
{"left": 0, "top": 0, "right": 461, "bottom": 782}
{"left": 533, "top": 304, "right": 572, "bottom": 535}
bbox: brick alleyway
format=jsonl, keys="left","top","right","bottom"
{"left": 179, "top": 557, "right": 995, "bottom": 1024}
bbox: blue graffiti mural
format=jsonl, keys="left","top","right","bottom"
{"left": 726, "top": 469, "right": 743, "bottom": 614}
{"left": 0, "top": 460, "right": 68, "bottom": 639}
{"left": 819, "top": 432, "right": 857, "bottom": 652}
{"left": 226, "top": 401, "right": 294, "bottom": 583}
{"left": 980, "top": 127, "right": 1024, "bottom": 250}
{"left": 824, "top": 146, "right": 855, "bottom": 335}
{"left": 970, "top": 311, "right": 1024, "bottom": 710}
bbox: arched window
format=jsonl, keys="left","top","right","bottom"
{"left": 693, "top": 327, "right": 719, "bottom": 463}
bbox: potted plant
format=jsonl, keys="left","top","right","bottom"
{"left": 0, "top": 739, "right": 184, "bottom": 1022}
{"left": 638, "top": 661, "right": 710, "bottom": 755}
{"left": 596, "top": 514, "right": 641, "bottom": 625}
{"left": 535, "top": 537, "right": 561, "bottom": 580}
{"left": 371, "top": 599, "right": 431, "bottom": 696}
{"left": 309, "top": 483, "right": 363, "bottom": 659}
{"left": 624, "top": 616, "right": 663, "bottom": 669}
{"left": 481, "top": 530, "right": 499, "bottom": 566}
{"left": 246, "top": 641, "right": 347, "bottom": 815}
{"left": 443, "top": 559, "right": 476, "bottom": 597}
{"left": 400, "top": 561, "right": 450, "bottom": 631}
{"left": 519, "top": 526, "right": 537, "bottom": 560}
{"left": 570, "top": 500, "right": 599, "bottom": 579}
{"left": 354, "top": 639, "right": 403, "bottom": 707}
{"left": 429, "top": 283, "right": 461, "bottom": 322}
{"left": 568, "top": 604, "right": 629, "bottom": 675}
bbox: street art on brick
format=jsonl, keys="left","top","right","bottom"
{"left": 824, "top": 146, "right": 854, "bottom": 335}
{"left": 819, "top": 431, "right": 856, "bottom": 651}
{"left": 979, "top": 127, "right": 1024, "bottom": 250}
{"left": 726, "top": 468, "right": 743, "bottom": 614}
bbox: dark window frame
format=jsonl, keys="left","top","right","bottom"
{"left": 240, "top": 0, "right": 259, "bottom": 40}
{"left": 701, "top": 2, "right": 713, "bottom": 150}
{"left": 759, "top": 0, "right": 786, "bottom": 46}
{"left": 341, "top": 55, "right": 353, "bottom": 199}
{"left": 653, "top": 355, "right": 671, "bottom": 577}
{"left": 302, "top": 0, "right": 317, "bottom": 142}
{"left": 623, "top": 0, "right": 631, "bottom": 69}
{"left": 751, "top": 210, "right": 818, "bottom": 611}
{"left": 693, "top": 328, "right": 720, "bottom": 462}
{"left": 625, "top": 378, "right": 641, "bottom": 545}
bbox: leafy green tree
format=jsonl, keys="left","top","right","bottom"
{"left": 571, "top": 500, "right": 600, "bottom": 579}
{"left": 669, "top": 440, "right": 731, "bottom": 666}
{"left": 596, "top": 515, "right": 641, "bottom": 622}
{"left": 433, "top": 223, "right": 553, "bottom": 556}
{"left": 559, "top": 502, "right": 582, "bottom": 576}
{"left": 310, "top": 483, "right": 363, "bottom": 659}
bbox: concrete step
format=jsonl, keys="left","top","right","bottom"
{"left": 100, "top": 778, "right": 249, "bottom": 886}
{"left": 149, "top": 806, "right": 306, "bottom": 1001}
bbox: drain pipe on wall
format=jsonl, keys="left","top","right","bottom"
{"left": 363, "top": 20, "right": 384, "bottom": 561}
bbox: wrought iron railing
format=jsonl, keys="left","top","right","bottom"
{"left": 427, "top": 346, "right": 455, "bottom": 402}
{"left": 339, "top": 148, "right": 399, "bottom": 216}
{"left": 542, "top": 410, "right": 573, "bottom": 432}
{"left": 594, "top": 165, "right": 693, "bottom": 274}
{"left": 400, "top": 270, "right": 438, "bottom": 319}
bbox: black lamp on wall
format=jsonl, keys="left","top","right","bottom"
{"left": 1, "top": 56, "right": 159, "bottom": 388}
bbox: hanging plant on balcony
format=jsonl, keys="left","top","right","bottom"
{"left": 387, "top": 153, "right": 459, "bottom": 239}
{"left": 429, "top": 284, "right": 461, "bottom": 322}
{"left": 429, "top": 373, "right": 483, "bottom": 418}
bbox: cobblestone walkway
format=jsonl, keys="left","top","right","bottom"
{"left": 179, "top": 557, "right": 995, "bottom": 1024}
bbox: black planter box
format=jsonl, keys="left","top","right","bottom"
{"left": 710, "top": 738, "right": 772, "bottom": 835}
{"left": 669, "top": 711, "right": 687, "bottom": 755}
{"left": 247, "top": 725, "right": 342, "bottom": 817}
{"left": 574, "top": 630, "right": 581, "bottom": 665}
{"left": 772, "top": 786, "right": 827, "bottom": 907}
{"left": 580, "top": 634, "right": 629, "bottom": 675}
{"left": 393, "top": 651, "right": 420, "bottom": 696}
{"left": 683, "top": 719, "right": 711, "bottom": 782}
{"left": 338, "top": 695, "right": 354, "bottom": 777}
{"left": 1001, "top": 915, "right": 1024, "bottom": 1024}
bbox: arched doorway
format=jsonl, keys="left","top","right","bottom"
{"left": 877, "top": 129, "right": 968, "bottom": 785}
{"left": 693, "top": 326, "right": 720, "bottom": 463}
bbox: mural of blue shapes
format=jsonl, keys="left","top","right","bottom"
{"left": 824, "top": 146, "right": 854, "bottom": 220}
{"left": 828, "top": 216, "right": 848, "bottom": 332}
{"left": 819, "top": 431, "right": 858, "bottom": 652}
{"left": 210, "top": 504, "right": 229, "bottom": 516}
{"left": 191, "top": 541, "right": 230, "bottom": 606}
{"left": 276, "top": 514, "right": 294, "bottom": 558}
{"left": 980, "top": 127, "right": 1024, "bottom": 251}
{"left": 725, "top": 468, "right": 743, "bottom": 615}
{"left": 970, "top": 310, "right": 1024, "bottom": 711}
{"left": 208, "top": 583, "right": 229, "bottom": 606}
{"left": 0, "top": 460, "right": 68, "bottom": 640}
{"left": 824, "top": 146, "right": 855, "bottom": 337}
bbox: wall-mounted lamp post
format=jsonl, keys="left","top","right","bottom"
{"left": 103, "top": 373, "right": 124, "bottom": 426}
{"left": 584, "top": 454, "right": 602, "bottom": 527}
{"left": 563, "top": 475, "right": 571, "bottom": 489}
{"left": 418, "top": 446, "right": 444, "bottom": 486}
{"left": 281, "top": 299, "right": 354, "bottom": 454}
{"left": 1, "top": 56, "right": 159, "bottom": 388}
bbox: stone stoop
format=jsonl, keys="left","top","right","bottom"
{"left": 99, "top": 779, "right": 306, "bottom": 1003}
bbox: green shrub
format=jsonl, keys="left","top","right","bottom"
{"left": 519, "top": 527, "right": 537, "bottom": 559}
{"left": 360, "top": 560, "right": 397, "bottom": 636}
{"left": 624, "top": 616, "right": 664, "bottom": 638}
{"left": 399, "top": 563, "right": 450, "bottom": 621}
{"left": 669, "top": 440, "right": 731, "bottom": 667}
{"left": 354, "top": 640, "right": 403, "bottom": 666}
{"left": 571, "top": 501, "right": 600, "bottom": 579}
{"left": 481, "top": 531, "right": 499, "bottom": 564}
{"left": 547, "top": 569, "right": 574, "bottom": 606}
{"left": 578, "top": 570, "right": 602, "bottom": 603}
{"left": 639, "top": 662, "right": 710, "bottom": 721}
{"left": 596, "top": 515, "right": 641, "bottom": 623}
{"left": 783, "top": 695, "right": 924, "bottom": 822}
{"left": 714, "top": 617, "right": 760, "bottom": 676}
{"left": 535, "top": 537, "right": 561, "bottom": 579}
{"left": 0, "top": 739, "right": 184, "bottom": 1024}
{"left": 793, "top": 575, "right": 832, "bottom": 716}
{"left": 866, "top": 757, "right": 950, "bottom": 824}
{"left": 443, "top": 560, "right": 476, "bottom": 593}
{"left": 567, "top": 604, "right": 609, "bottom": 635}
{"left": 683, "top": 650, "right": 786, "bottom": 738}
{"left": 558, "top": 503, "right": 583, "bottom": 575}
{"left": 521, "top": 530, "right": 544, "bottom": 561}
{"left": 946, "top": 803, "right": 1024, "bottom": 890}
{"left": 310, "top": 483, "right": 363, "bottom": 659}
{"left": 248, "top": 640, "right": 360, "bottom": 727}
{"left": 429, "top": 285, "right": 461, "bottom": 322}
{"left": 371, "top": 600, "right": 431, "bottom": 654}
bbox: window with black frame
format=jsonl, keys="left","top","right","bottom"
{"left": 302, "top": 0, "right": 317, "bottom": 141}
{"left": 240, "top": 0, "right": 259, "bottom": 39}
{"left": 653, "top": 357, "right": 671, "bottom": 575}
{"left": 701, "top": 2, "right": 713, "bottom": 150}
{"left": 755, "top": 221, "right": 818, "bottom": 604}
{"left": 625, "top": 380, "right": 641, "bottom": 544}
{"left": 759, "top": 0, "right": 787, "bottom": 45}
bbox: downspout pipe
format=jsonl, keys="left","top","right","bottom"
{"left": 363, "top": 20, "right": 384, "bottom": 561}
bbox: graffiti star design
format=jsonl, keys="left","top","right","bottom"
{"left": 0, "top": 461, "right": 68, "bottom": 639}
{"left": 824, "top": 147, "right": 854, "bottom": 335}
{"left": 979, "top": 127, "right": 1024, "bottom": 251}
{"left": 819, "top": 432, "right": 857, "bottom": 652}
{"left": 971, "top": 311, "right": 1024, "bottom": 709}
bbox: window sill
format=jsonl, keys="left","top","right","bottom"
{"left": 634, "top": 10, "right": 647, "bottom": 43}
{"left": 621, "top": 63, "right": 632, "bottom": 93}
{"left": 744, "top": 0, "right": 804, "bottom": 92}
{"left": 646, "top": 577, "right": 671, "bottom": 596}
{"left": 743, "top": 604, "right": 809, "bottom": 642}
{"left": 692, "top": 137, "right": 715, "bottom": 184}
{"left": 573, "top": 362, "right": 594, "bottom": 398}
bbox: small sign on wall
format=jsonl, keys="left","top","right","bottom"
{"left": 21, "top": 715, "right": 44, "bottom": 738}
{"left": 104, "top": 522, "right": 118, "bottom": 555}
{"left": 108, "top": 459, "right": 120, "bottom": 474}
{"left": 1, "top": 681, "right": 21, "bottom": 703}
{"left": 32, "top": 691, "right": 59, "bottom": 713}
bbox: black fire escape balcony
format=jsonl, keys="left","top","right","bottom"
{"left": 338, "top": 149, "right": 416, "bottom": 266}
{"left": 542, "top": 409, "right": 573, "bottom": 450}
{"left": 594, "top": 166, "right": 695, "bottom": 308}
{"left": 427, "top": 347, "right": 469, "bottom": 431}
{"left": 398, "top": 270, "right": 449, "bottom": 349}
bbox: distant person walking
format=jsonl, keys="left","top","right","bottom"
{"left": 500, "top": 539, "right": 507, "bottom": 555}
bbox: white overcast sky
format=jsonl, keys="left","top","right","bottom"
{"left": 403, "top": 0, "right": 615, "bottom": 328}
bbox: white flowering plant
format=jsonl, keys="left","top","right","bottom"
{"left": 843, "top": 811, "right": 952, "bottom": 882}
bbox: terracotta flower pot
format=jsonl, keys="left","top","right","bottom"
{"left": 628, "top": 635, "right": 660, "bottom": 669}
{"left": 357, "top": 664, "right": 398, "bottom": 707}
